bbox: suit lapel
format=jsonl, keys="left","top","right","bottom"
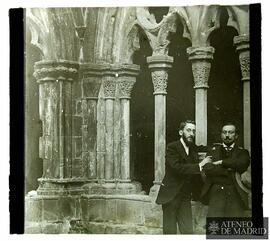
{"left": 177, "top": 140, "right": 188, "bottom": 160}
{"left": 177, "top": 140, "right": 197, "bottom": 163}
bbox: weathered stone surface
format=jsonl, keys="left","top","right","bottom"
{"left": 96, "top": 89, "right": 106, "bottom": 179}
{"left": 72, "top": 116, "right": 82, "bottom": 136}
{"left": 82, "top": 78, "right": 101, "bottom": 97}
{"left": 116, "top": 199, "right": 144, "bottom": 225}
{"left": 42, "top": 198, "right": 61, "bottom": 222}
{"left": 25, "top": 222, "right": 42, "bottom": 234}
{"left": 143, "top": 202, "right": 163, "bottom": 228}
{"left": 58, "top": 197, "right": 76, "bottom": 219}
{"left": 25, "top": 198, "right": 42, "bottom": 222}
{"left": 73, "top": 137, "right": 82, "bottom": 159}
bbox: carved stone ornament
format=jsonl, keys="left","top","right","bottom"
{"left": 239, "top": 52, "right": 250, "bottom": 81}
{"left": 103, "top": 77, "right": 116, "bottom": 98}
{"left": 191, "top": 61, "right": 211, "bottom": 89}
{"left": 118, "top": 78, "right": 136, "bottom": 99}
{"left": 187, "top": 47, "right": 214, "bottom": 89}
{"left": 33, "top": 60, "right": 79, "bottom": 83}
{"left": 234, "top": 35, "right": 250, "bottom": 81}
{"left": 151, "top": 70, "right": 168, "bottom": 94}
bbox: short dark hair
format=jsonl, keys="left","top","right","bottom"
{"left": 221, "top": 122, "right": 239, "bottom": 134}
{"left": 179, "top": 120, "right": 195, "bottom": 131}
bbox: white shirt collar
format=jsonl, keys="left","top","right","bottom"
{"left": 180, "top": 137, "right": 189, "bottom": 155}
{"left": 222, "top": 143, "right": 235, "bottom": 149}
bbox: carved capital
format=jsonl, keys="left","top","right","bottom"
{"left": 103, "top": 76, "right": 116, "bottom": 99}
{"left": 118, "top": 77, "right": 136, "bottom": 99}
{"left": 191, "top": 61, "right": 211, "bottom": 89}
{"left": 147, "top": 55, "right": 173, "bottom": 95}
{"left": 239, "top": 52, "right": 250, "bottom": 81}
{"left": 234, "top": 35, "right": 250, "bottom": 81}
{"left": 33, "top": 60, "right": 79, "bottom": 83}
{"left": 151, "top": 70, "right": 168, "bottom": 95}
{"left": 187, "top": 47, "right": 214, "bottom": 89}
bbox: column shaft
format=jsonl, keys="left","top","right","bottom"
{"left": 105, "top": 99, "right": 114, "bottom": 180}
{"left": 103, "top": 76, "right": 116, "bottom": 181}
{"left": 120, "top": 99, "right": 130, "bottom": 180}
{"left": 243, "top": 80, "right": 250, "bottom": 151}
{"left": 154, "top": 95, "right": 166, "bottom": 184}
{"left": 97, "top": 98, "right": 106, "bottom": 180}
{"left": 195, "top": 88, "right": 208, "bottom": 146}
{"left": 118, "top": 76, "right": 137, "bottom": 182}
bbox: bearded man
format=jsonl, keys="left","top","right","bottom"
{"left": 156, "top": 120, "right": 211, "bottom": 234}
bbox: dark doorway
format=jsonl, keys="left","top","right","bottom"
{"left": 208, "top": 8, "right": 243, "bottom": 146}
{"left": 131, "top": 29, "right": 154, "bottom": 194}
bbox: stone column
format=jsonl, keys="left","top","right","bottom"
{"left": 234, "top": 35, "right": 251, "bottom": 206}
{"left": 103, "top": 76, "right": 117, "bottom": 181}
{"left": 234, "top": 35, "right": 250, "bottom": 152}
{"left": 147, "top": 55, "right": 173, "bottom": 197}
{"left": 34, "top": 60, "right": 85, "bottom": 195}
{"left": 118, "top": 77, "right": 136, "bottom": 182}
{"left": 80, "top": 64, "right": 103, "bottom": 180}
{"left": 187, "top": 47, "right": 215, "bottom": 146}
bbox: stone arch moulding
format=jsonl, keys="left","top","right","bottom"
{"left": 226, "top": 5, "right": 249, "bottom": 36}
{"left": 136, "top": 7, "right": 178, "bottom": 56}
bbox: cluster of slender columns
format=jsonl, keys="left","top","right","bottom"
{"left": 96, "top": 65, "right": 140, "bottom": 185}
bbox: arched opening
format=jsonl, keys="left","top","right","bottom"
{"left": 208, "top": 7, "right": 243, "bottom": 145}
{"left": 131, "top": 29, "right": 154, "bottom": 194}
{"left": 167, "top": 19, "right": 194, "bottom": 144}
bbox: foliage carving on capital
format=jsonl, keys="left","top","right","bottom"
{"left": 119, "top": 78, "right": 136, "bottom": 98}
{"left": 191, "top": 61, "right": 211, "bottom": 89}
{"left": 103, "top": 77, "right": 116, "bottom": 98}
{"left": 151, "top": 70, "right": 168, "bottom": 94}
{"left": 239, "top": 53, "right": 250, "bottom": 81}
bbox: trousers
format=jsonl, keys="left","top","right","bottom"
{"left": 162, "top": 192, "right": 193, "bottom": 234}
{"left": 207, "top": 184, "right": 245, "bottom": 217}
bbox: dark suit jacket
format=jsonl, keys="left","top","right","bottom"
{"left": 156, "top": 140, "right": 203, "bottom": 205}
{"left": 200, "top": 144, "right": 250, "bottom": 208}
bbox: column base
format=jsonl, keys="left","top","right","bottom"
{"left": 37, "top": 178, "right": 88, "bottom": 196}
{"left": 82, "top": 181, "right": 143, "bottom": 195}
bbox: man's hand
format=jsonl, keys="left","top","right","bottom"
{"left": 199, "top": 156, "right": 212, "bottom": 171}
{"left": 212, "top": 160, "right": 223, "bottom": 165}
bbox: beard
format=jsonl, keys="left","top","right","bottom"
{"left": 182, "top": 134, "right": 194, "bottom": 146}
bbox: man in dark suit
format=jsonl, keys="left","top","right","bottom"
{"left": 201, "top": 123, "right": 250, "bottom": 217}
{"left": 156, "top": 120, "right": 211, "bottom": 234}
